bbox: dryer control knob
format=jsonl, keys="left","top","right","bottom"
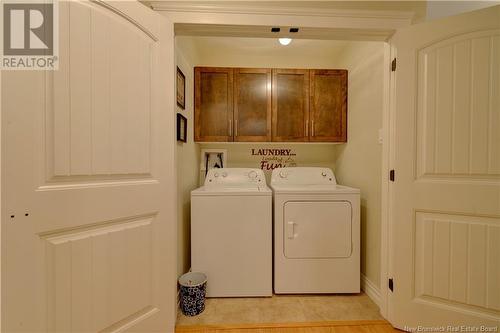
{"left": 214, "top": 172, "right": 219, "bottom": 177}
{"left": 222, "top": 172, "right": 228, "bottom": 177}
{"left": 248, "top": 170, "right": 258, "bottom": 179}
{"left": 321, "top": 171, "right": 327, "bottom": 177}
{"left": 279, "top": 170, "right": 288, "bottom": 178}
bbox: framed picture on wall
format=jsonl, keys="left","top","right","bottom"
{"left": 177, "top": 113, "right": 187, "bottom": 142}
{"left": 176, "top": 67, "right": 186, "bottom": 109}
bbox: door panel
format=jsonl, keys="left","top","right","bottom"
{"left": 194, "top": 67, "right": 233, "bottom": 142}
{"left": 234, "top": 68, "right": 271, "bottom": 142}
{"left": 310, "top": 70, "right": 347, "bottom": 142}
{"left": 416, "top": 31, "right": 500, "bottom": 179}
{"left": 272, "top": 69, "right": 310, "bottom": 142}
{"left": 2, "top": 1, "right": 176, "bottom": 332}
{"left": 284, "top": 201, "right": 352, "bottom": 259}
{"left": 51, "top": 1, "right": 153, "bottom": 180}
{"left": 390, "top": 5, "right": 500, "bottom": 329}
{"left": 414, "top": 213, "right": 500, "bottom": 311}
{"left": 45, "top": 216, "right": 153, "bottom": 332}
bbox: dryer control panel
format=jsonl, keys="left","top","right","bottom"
{"left": 205, "top": 168, "right": 266, "bottom": 187}
{"left": 271, "top": 167, "right": 337, "bottom": 185}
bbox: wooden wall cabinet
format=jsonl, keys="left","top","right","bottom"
{"left": 271, "top": 69, "right": 310, "bottom": 142}
{"left": 194, "top": 67, "right": 233, "bottom": 142}
{"left": 234, "top": 68, "right": 272, "bottom": 142}
{"left": 310, "top": 69, "right": 348, "bottom": 142}
{"left": 194, "top": 67, "right": 347, "bottom": 143}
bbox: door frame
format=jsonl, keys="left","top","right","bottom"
{"left": 154, "top": 2, "right": 404, "bottom": 321}
{"left": 380, "top": 41, "right": 397, "bottom": 321}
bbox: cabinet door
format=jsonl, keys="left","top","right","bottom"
{"left": 234, "top": 68, "right": 271, "bottom": 142}
{"left": 272, "top": 69, "right": 310, "bottom": 142}
{"left": 194, "top": 67, "right": 234, "bottom": 141}
{"left": 310, "top": 69, "right": 347, "bottom": 142}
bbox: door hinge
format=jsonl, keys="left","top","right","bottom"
{"left": 389, "top": 169, "right": 395, "bottom": 182}
{"left": 389, "top": 278, "right": 394, "bottom": 292}
{"left": 391, "top": 58, "right": 397, "bottom": 71}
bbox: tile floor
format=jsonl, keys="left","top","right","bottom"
{"left": 177, "top": 293, "right": 383, "bottom": 325}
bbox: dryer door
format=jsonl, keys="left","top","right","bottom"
{"left": 284, "top": 201, "right": 352, "bottom": 258}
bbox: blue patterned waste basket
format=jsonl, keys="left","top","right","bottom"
{"left": 179, "top": 272, "right": 207, "bottom": 316}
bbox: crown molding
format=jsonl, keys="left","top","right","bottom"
{"left": 147, "top": 1, "right": 415, "bottom": 22}
{"left": 174, "top": 23, "right": 393, "bottom": 41}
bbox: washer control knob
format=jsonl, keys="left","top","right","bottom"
{"left": 248, "top": 170, "right": 258, "bottom": 179}
{"left": 222, "top": 172, "right": 228, "bottom": 178}
{"left": 321, "top": 171, "right": 327, "bottom": 177}
{"left": 279, "top": 170, "right": 288, "bottom": 178}
{"left": 214, "top": 172, "right": 219, "bottom": 177}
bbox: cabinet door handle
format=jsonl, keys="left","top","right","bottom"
{"left": 305, "top": 120, "right": 309, "bottom": 137}
{"left": 311, "top": 119, "right": 315, "bottom": 137}
{"left": 234, "top": 119, "right": 238, "bottom": 137}
{"left": 228, "top": 119, "right": 232, "bottom": 137}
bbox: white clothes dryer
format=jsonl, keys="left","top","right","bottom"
{"left": 270, "top": 167, "right": 360, "bottom": 294}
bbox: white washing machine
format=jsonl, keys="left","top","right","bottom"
{"left": 191, "top": 168, "right": 272, "bottom": 297}
{"left": 270, "top": 167, "right": 360, "bottom": 294}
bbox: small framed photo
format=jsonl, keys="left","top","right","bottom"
{"left": 177, "top": 113, "right": 187, "bottom": 142}
{"left": 176, "top": 67, "right": 186, "bottom": 109}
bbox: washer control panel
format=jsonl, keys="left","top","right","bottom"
{"left": 271, "top": 167, "right": 337, "bottom": 185}
{"left": 205, "top": 168, "right": 266, "bottom": 186}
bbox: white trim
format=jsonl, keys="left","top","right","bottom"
{"left": 386, "top": 41, "right": 398, "bottom": 325}
{"left": 0, "top": 43, "right": 2, "bottom": 331}
{"left": 379, "top": 41, "right": 393, "bottom": 320}
{"left": 361, "top": 274, "right": 381, "bottom": 308}
{"left": 151, "top": 2, "right": 414, "bottom": 40}
{"left": 149, "top": 2, "right": 415, "bottom": 22}
{"left": 174, "top": 23, "right": 393, "bottom": 42}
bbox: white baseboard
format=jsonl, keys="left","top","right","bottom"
{"left": 361, "top": 274, "right": 381, "bottom": 307}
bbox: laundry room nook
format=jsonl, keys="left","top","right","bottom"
{"left": 168, "top": 10, "right": 388, "bottom": 330}
{"left": 155, "top": 1, "right": 500, "bottom": 330}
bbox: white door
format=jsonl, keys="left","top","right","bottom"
{"left": 284, "top": 201, "right": 352, "bottom": 258}
{"left": 2, "top": 1, "right": 176, "bottom": 332}
{"left": 390, "top": 5, "right": 500, "bottom": 329}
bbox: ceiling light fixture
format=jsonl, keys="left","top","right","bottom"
{"left": 279, "top": 38, "right": 292, "bottom": 46}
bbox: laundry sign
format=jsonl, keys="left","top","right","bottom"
{"left": 251, "top": 148, "right": 297, "bottom": 170}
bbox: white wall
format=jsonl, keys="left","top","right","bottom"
{"left": 186, "top": 37, "right": 349, "bottom": 69}
{"left": 175, "top": 37, "right": 200, "bottom": 276}
{"left": 200, "top": 143, "right": 337, "bottom": 184}
{"left": 426, "top": 1, "right": 500, "bottom": 21}
{"left": 334, "top": 42, "right": 385, "bottom": 289}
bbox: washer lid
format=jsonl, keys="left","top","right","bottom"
{"left": 204, "top": 168, "right": 267, "bottom": 187}
{"left": 192, "top": 185, "right": 272, "bottom": 196}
